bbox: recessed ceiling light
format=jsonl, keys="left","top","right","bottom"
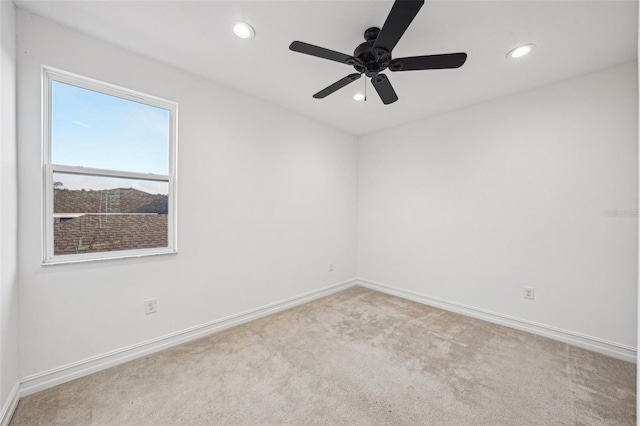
{"left": 507, "top": 44, "right": 535, "bottom": 59}
{"left": 353, "top": 93, "right": 365, "bottom": 101}
{"left": 233, "top": 22, "right": 255, "bottom": 39}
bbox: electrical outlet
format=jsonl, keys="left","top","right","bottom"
{"left": 524, "top": 287, "right": 535, "bottom": 300}
{"left": 144, "top": 298, "right": 157, "bottom": 315}
{"left": 329, "top": 263, "right": 334, "bottom": 272}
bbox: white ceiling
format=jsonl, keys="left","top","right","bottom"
{"left": 15, "top": 0, "right": 639, "bottom": 136}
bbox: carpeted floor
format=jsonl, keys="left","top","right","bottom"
{"left": 11, "top": 286, "right": 636, "bottom": 425}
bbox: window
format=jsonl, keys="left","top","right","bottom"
{"left": 42, "top": 67, "right": 177, "bottom": 264}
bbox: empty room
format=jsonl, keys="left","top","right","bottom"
{"left": 0, "top": 0, "right": 638, "bottom": 424}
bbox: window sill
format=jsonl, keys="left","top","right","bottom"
{"left": 42, "top": 248, "right": 178, "bottom": 266}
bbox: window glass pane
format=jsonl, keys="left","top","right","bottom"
{"left": 51, "top": 81, "right": 170, "bottom": 175}
{"left": 53, "top": 172, "right": 169, "bottom": 256}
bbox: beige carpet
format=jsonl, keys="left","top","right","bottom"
{"left": 11, "top": 286, "right": 636, "bottom": 425}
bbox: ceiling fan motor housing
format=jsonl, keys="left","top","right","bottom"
{"left": 352, "top": 27, "right": 391, "bottom": 77}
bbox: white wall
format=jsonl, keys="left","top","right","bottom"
{"left": 358, "top": 62, "right": 638, "bottom": 355}
{"left": 17, "top": 10, "right": 358, "bottom": 386}
{"left": 0, "top": 0, "right": 19, "bottom": 417}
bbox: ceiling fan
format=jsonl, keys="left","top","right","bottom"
{"left": 289, "top": 0, "right": 467, "bottom": 105}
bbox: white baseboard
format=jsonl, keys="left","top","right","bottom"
{"left": 20, "top": 279, "right": 358, "bottom": 397}
{"left": 0, "top": 380, "right": 20, "bottom": 426}
{"left": 357, "top": 278, "right": 637, "bottom": 363}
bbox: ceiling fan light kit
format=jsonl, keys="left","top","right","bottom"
{"left": 289, "top": 0, "right": 467, "bottom": 105}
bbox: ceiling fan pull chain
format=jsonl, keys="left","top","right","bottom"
{"left": 364, "top": 75, "right": 367, "bottom": 102}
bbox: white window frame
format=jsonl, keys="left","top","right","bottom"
{"left": 42, "top": 66, "right": 178, "bottom": 265}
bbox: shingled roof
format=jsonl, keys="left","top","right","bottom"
{"left": 54, "top": 188, "right": 168, "bottom": 214}
{"left": 54, "top": 214, "right": 168, "bottom": 255}
{"left": 53, "top": 188, "right": 169, "bottom": 256}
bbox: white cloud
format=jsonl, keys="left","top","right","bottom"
{"left": 71, "top": 120, "right": 91, "bottom": 128}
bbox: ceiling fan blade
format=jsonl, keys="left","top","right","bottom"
{"left": 371, "top": 74, "right": 398, "bottom": 105}
{"left": 373, "top": 0, "right": 424, "bottom": 54}
{"left": 313, "top": 73, "right": 362, "bottom": 99}
{"left": 389, "top": 53, "right": 467, "bottom": 71}
{"left": 290, "top": 41, "right": 356, "bottom": 65}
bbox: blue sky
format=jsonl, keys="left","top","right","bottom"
{"left": 52, "top": 81, "right": 170, "bottom": 193}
